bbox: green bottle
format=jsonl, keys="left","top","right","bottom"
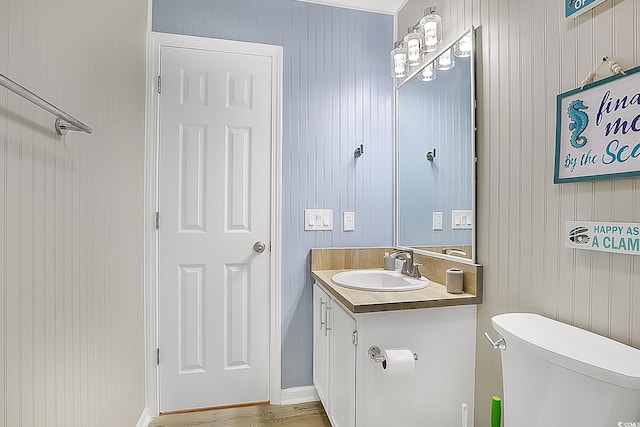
{"left": 491, "top": 396, "right": 501, "bottom": 427}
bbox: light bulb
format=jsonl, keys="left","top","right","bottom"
{"left": 419, "top": 12, "right": 442, "bottom": 53}
{"left": 391, "top": 45, "right": 408, "bottom": 78}
{"left": 435, "top": 48, "right": 455, "bottom": 71}
{"left": 405, "top": 32, "right": 422, "bottom": 66}
{"left": 454, "top": 33, "right": 472, "bottom": 57}
{"left": 420, "top": 63, "right": 436, "bottom": 81}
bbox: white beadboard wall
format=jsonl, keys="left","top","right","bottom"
{"left": 400, "top": 0, "right": 640, "bottom": 425}
{"left": 0, "top": 0, "right": 147, "bottom": 426}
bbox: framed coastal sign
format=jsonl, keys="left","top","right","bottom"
{"left": 554, "top": 64, "right": 640, "bottom": 183}
{"left": 565, "top": 0, "right": 608, "bottom": 19}
{"left": 566, "top": 221, "right": 640, "bottom": 255}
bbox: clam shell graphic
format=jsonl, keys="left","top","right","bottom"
{"left": 569, "top": 226, "right": 590, "bottom": 244}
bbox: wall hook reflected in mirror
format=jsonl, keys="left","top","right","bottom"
{"left": 396, "top": 27, "right": 476, "bottom": 263}
{"left": 354, "top": 144, "right": 364, "bottom": 158}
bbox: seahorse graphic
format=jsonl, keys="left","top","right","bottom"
{"left": 567, "top": 99, "right": 589, "bottom": 148}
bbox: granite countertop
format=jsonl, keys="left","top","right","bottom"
{"left": 312, "top": 268, "right": 481, "bottom": 314}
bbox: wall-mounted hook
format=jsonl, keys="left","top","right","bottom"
{"left": 426, "top": 148, "right": 436, "bottom": 161}
{"left": 354, "top": 144, "right": 364, "bottom": 158}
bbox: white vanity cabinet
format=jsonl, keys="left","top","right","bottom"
{"left": 313, "top": 283, "right": 357, "bottom": 427}
{"left": 313, "top": 281, "right": 477, "bottom": 427}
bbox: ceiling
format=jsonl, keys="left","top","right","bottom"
{"left": 295, "top": 0, "right": 406, "bottom": 14}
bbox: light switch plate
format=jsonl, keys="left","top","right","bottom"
{"left": 452, "top": 210, "right": 473, "bottom": 229}
{"left": 304, "top": 209, "right": 333, "bottom": 231}
{"left": 343, "top": 212, "right": 355, "bottom": 231}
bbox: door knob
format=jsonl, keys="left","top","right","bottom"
{"left": 253, "top": 241, "right": 266, "bottom": 254}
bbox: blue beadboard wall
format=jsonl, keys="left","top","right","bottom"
{"left": 152, "top": 0, "right": 395, "bottom": 388}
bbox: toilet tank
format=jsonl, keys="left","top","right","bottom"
{"left": 492, "top": 313, "right": 640, "bottom": 427}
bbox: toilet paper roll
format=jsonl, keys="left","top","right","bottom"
{"left": 446, "top": 268, "right": 464, "bottom": 294}
{"left": 380, "top": 348, "right": 415, "bottom": 376}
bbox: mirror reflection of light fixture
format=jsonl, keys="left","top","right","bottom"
{"left": 420, "top": 7, "right": 442, "bottom": 53}
{"left": 454, "top": 33, "right": 472, "bottom": 57}
{"left": 404, "top": 27, "right": 423, "bottom": 66}
{"left": 395, "top": 27, "right": 477, "bottom": 262}
{"left": 391, "top": 42, "right": 408, "bottom": 78}
{"left": 420, "top": 63, "right": 436, "bottom": 81}
{"left": 435, "top": 47, "right": 455, "bottom": 71}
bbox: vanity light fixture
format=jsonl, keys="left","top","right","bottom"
{"left": 454, "top": 33, "right": 472, "bottom": 57}
{"left": 392, "top": 6, "right": 446, "bottom": 80}
{"left": 420, "top": 63, "right": 436, "bottom": 81}
{"left": 391, "top": 41, "right": 408, "bottom": 78}
{"left": 420, "top": 7, "right": 442, "bottom": 53}
{"left": 435, "top": 47, "right": 455, "bottom": 71}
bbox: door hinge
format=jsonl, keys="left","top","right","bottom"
{"left": 156, "top": 348, "right": 160, "bottom": 365}
{"left": 352, "top": 330, "right": 358, "bottom": 346}
{"left": 157, "top": 75, "right": 161, "bottom": 94}
{"left": 155, "top": 212, "right": 160, "bottom": 230}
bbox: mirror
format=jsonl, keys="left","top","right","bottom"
{"left": 395, "top": 28, "right": 476, "bottom": 262}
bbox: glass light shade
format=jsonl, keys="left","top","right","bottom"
{"left": 454, "top": 33, "right": 472, "bottom": 57}
{"left": 404, "top": 30, "right": 423, "bottom": 66}
{"left": 420, "top": 63, "right": 436, "bottom": 81}
{"left": 435, "top": 48, "right": 455, "bottom": 71}
{"left": 419, "top": 13, "right": 442, "bottom": 52}
{"left": 391, "top": 45, "right": 408, "bottom": 78}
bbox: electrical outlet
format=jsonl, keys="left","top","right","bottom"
{"left": 433, "top": 211, "right": 443, "bottom": 230}
{"left": 343, "top": 212, "right": 355, "bottom": 231}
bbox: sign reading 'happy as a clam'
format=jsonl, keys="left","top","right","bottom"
{"left": 554, "top": 64, "right": 640, "bottom": 183}
{"left": 566, "top": 221, "right": 640, "bottom": 255}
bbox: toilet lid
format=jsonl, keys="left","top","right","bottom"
{"left": 492, "top": 313, "right": 640, "bottom": 389}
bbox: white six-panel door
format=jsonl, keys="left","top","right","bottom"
{"left": 157, "top": 44, "right": 273, "bottom": 412}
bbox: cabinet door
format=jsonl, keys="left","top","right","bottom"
{"left": 313, "top": 284, "right": 331, "bottom": 408}
{"left": 329, "top": 301, "right": 357, "bottom": 427}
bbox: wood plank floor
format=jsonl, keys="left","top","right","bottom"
{"left": 149, "top": 401, "right": 332, "bottom": 427}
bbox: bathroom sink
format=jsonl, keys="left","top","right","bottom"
{"left": 331, "top": 269, "right": 429, "bottom": 292}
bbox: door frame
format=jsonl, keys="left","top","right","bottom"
{"left": 144, "top": 32, "right": 283, "bottom": 416}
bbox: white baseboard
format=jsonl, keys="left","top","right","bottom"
{"left": 136, "top": 407, "right": 152, "bottom": 427}
{"left": 137, "top": 389, "right": 317, "bottom": 422}
{"left": 279, "top": 386, "right": 320, "bottom": 405}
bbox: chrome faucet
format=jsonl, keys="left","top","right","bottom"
{"left": 390, "top": 249, "right": 422, "bottom": 279}
{"left": 443, "top": 247, "right": 467, "bottom": 257}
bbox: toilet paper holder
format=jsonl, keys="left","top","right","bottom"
{"left": 368, "top": 345, "right": 419, "bottom": 363}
